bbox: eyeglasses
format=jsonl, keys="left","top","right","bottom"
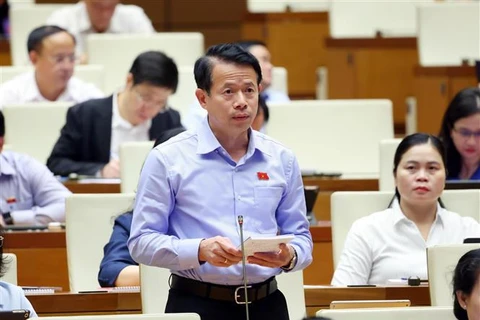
{"left": 134, "top": 88, "right": 169, "bottom": 112}
{"left": 46, "top": 54, "right": 78, "bottom": 65}
{"left": 453, "top": 128, "right": 480, "bottom": 140}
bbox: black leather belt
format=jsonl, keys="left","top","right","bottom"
{"left": 170, "top": 274, "right": 278, "bottom": 304}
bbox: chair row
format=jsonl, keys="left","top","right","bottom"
{"left": 64, "top": 193, "right": 306, "bottom": 320}
{"left": 2, "top": 99, "right": 394, "bottom": 177}
{"left": 249, "top": 0, "right": 479, "bottom": 67}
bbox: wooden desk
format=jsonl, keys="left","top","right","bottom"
{"left": 304, "top": 285, "right": 430, "bottom": 316}
{"left": 28, "top": 286, "right": 430, "bottom": 317}
{"left": 64, "top": 181, "right": 121, "bottom": 194}
{"left": 4, "top": 223, "right": 334, "bottom": 291}
{"left": 326, "top": 37, "right": 418, "bottom": 133}
{"left": 414, "top": 65, "right": 477, "bottom": 135}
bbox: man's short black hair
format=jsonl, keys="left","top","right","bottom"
{"left": 236, "top": 40, "right": 267, "bottom": 52}
{"left": 129, "top": 51, "right": 179, "bottom": 93}
{"left": 194, "top": 43, "right": 263, "bottom": 95}
{"left": 27, "top": 25, "right": 75, "bottom": 53}
{"left": 0, "top": 110, "right": 4, "bottom": 138}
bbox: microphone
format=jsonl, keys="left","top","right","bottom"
{"left": 238, "top": 215, "right": 250, "bottom": 320}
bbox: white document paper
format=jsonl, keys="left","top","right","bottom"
{"left": 241, "top": 234, "right": 294, "bottom": 256}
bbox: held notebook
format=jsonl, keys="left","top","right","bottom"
{"left": 0, "top": 310, "right": 31, "bottom": 320}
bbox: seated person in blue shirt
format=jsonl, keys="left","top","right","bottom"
{"left": 0, "top": 227, "right": 38, "bottom": 316}
{"left": 127, "top": 43, "right": 312, "bottom": 320}
{"left": 0, "top": 110, "right": 71, "bottom": 226}
{"left": 98, "top": 127, "right": 185, "bottom": 287}
{"left": 439, "top": 87, "right": 480, "bottom": 180}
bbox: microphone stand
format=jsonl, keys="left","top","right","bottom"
{"left": 238, "top": 215, "right": 250, "bottom": 320}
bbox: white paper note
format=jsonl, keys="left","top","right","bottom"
{"left": 241, "top": 234, "right": 294, "bottom": 256}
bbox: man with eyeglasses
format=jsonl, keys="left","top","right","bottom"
{"left": 47, "top": 51, "right": 183, "bottom": 178}
{"left": 0, "top": 25, "right": 104, "bottom": 110}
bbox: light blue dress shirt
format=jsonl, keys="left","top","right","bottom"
{"left": 128, "top": 118, "right": 312, "bottom": 285}
{"left": 0, "top": 151, "right": 71, "bottom": 225}
{"left": 0, "top": 281, "right": 37, "bottom": 317}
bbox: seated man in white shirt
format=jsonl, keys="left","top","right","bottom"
{"left": 46, "top": 0, "right": 154, "bottom": 62}
{"left": 184, "top": 40, "right": 289, "bottom": 129}
{"left": 0, "top": 25, "right": 104, "bottom": 110}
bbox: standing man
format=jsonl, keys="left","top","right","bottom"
{"left": 46, "top": 51, "right": 182, "bottom": 178}
{"left": 0, "top": 111, "right": 71, "bottom": 226}
{"left": 0, "top": 25, "right": 104, "bottom": 109}
{"left": 128, "top": 44, "right": 312, "bottom": 320}
{"left": 46, "top": 0, "right": 154, "bottom": 62}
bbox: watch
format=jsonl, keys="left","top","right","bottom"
{"left": 2, "top": 212, "right": 13, "bottom": 225}
{"left": 281, "top": 247, "right": 298, "bottom": 272}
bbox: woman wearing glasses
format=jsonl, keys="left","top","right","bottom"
{"left": 439, "top": 88, "right": 480, "bottom": 180}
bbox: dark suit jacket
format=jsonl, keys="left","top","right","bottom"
{"left": 46, "top": 95, "right": 183, "bottom": 176}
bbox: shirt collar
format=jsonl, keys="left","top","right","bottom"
{"left": 391, "top": 197, "right": 445, "bottom": 226}
{"left": 0, "top": 152, "right": 17, "bottom": 176}
{"left": 195, "top": 116, "right": 271, "bottom": 157}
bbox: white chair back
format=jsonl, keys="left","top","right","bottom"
{"left": 288, "top": 0, "right": 330, "bottom": 12}
{"left": 0, "top": 65, "right": 105, "bottom": 92}
{"left": 65, "top": 193, "right": 135, "bottom": 292}
{"left": 2, "top": 253, "right": 18, "bottom": 285}
{"left": 120, "top": 142, "right": 154, "bottom": 193}
{"left": 8, "top": 0, "right": 35, "bottom": 8}
{"left": 270, "top": 67, "right": 288, "bottom": 96}
{"left": 428, "top": 244, "right": 480, "bottom": 306}
{"left": 317, "top": 306, "right": 455, "bottom": 320}
{"left": 276, "top": 271, "right": 306, "bottom": 320}
{"left": 331, "top": 190, "right": 480, "bottom": 267}
{"left": 169, "top": 66, "right": 198, "bottom": 120}
{"left": 417, "top": 3, "right": 480, "bottom": 66}
{"left": 247, "top": 0, "right": 288, "bottom": 13}
{"left": 39, "top": 314, "right": 200, "bottom": 320}
{"left": 9, "top": 4, "right": 73, "bottom": 66}
{"left": 87, "top": 33, "right": 204, "bottom": 94}
{"left": 379, "top": 139, "right": 402, "bottom": 191}
{"left": 140, "top": 264, "right": 172, "bottom": 314}
{"left": 266, "top": 100, "right": 393, "bottom": 174}
{"left": 329, "top": 0, "right": 432, "bottom": 38}
{"left": 3, "top": 102, "right": 72, "bottom": 164}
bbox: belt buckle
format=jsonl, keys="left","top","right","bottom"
{"left": 234, "top": 285, "right": 252, "bottom": 304}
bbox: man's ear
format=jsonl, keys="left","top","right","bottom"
{"left": 125, "top": 73, "right": 134, "bottom": 90}
{"left": 195, "top": 88, "right": 208, "bottom": 110}
{"left": 258, "top": 83, "right": 263, "bottom": 93}
{"left": 29, "top": 51, "right": 38, "bottom": 65}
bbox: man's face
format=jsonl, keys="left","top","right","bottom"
{"left": 248, "top": 45, "right": 273, "bottom": 91}
{"left": 124, "top": 79, "right": 173, "bottom": 126}
{"left": 85, "top": 0, "right": 119, "bottom": 32}
{"left": 30, "top": 31, "right": 76, "bottom": 92}
{"left": 197, "top": 61, "right": 260, "bottom": 137}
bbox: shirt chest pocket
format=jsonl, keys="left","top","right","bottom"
{"left": 251, "top": 187, "right": 283, "bottom": 234}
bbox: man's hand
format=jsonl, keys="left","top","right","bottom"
{"left": 101, "top": 159, "right": 120, "bottom": 178}
{"left": 198, "top": 236, "right": 243, "bottom": 267}
{"left": 247, "top": 243, "right": 294, "bottom": 268}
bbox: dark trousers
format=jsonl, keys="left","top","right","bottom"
{"left": 165, "top": 287, "right": 290, "bottom": 320}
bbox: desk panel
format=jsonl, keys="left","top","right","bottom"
{"left": 28, "top": 286, "right": 430, "bottom": 317}
{"left": 326, "top": 37, "right": 418, "bottom": 133}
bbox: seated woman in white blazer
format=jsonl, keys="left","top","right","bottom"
{"left": 332, "top": 133, "right": 480, "bottom": 286}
